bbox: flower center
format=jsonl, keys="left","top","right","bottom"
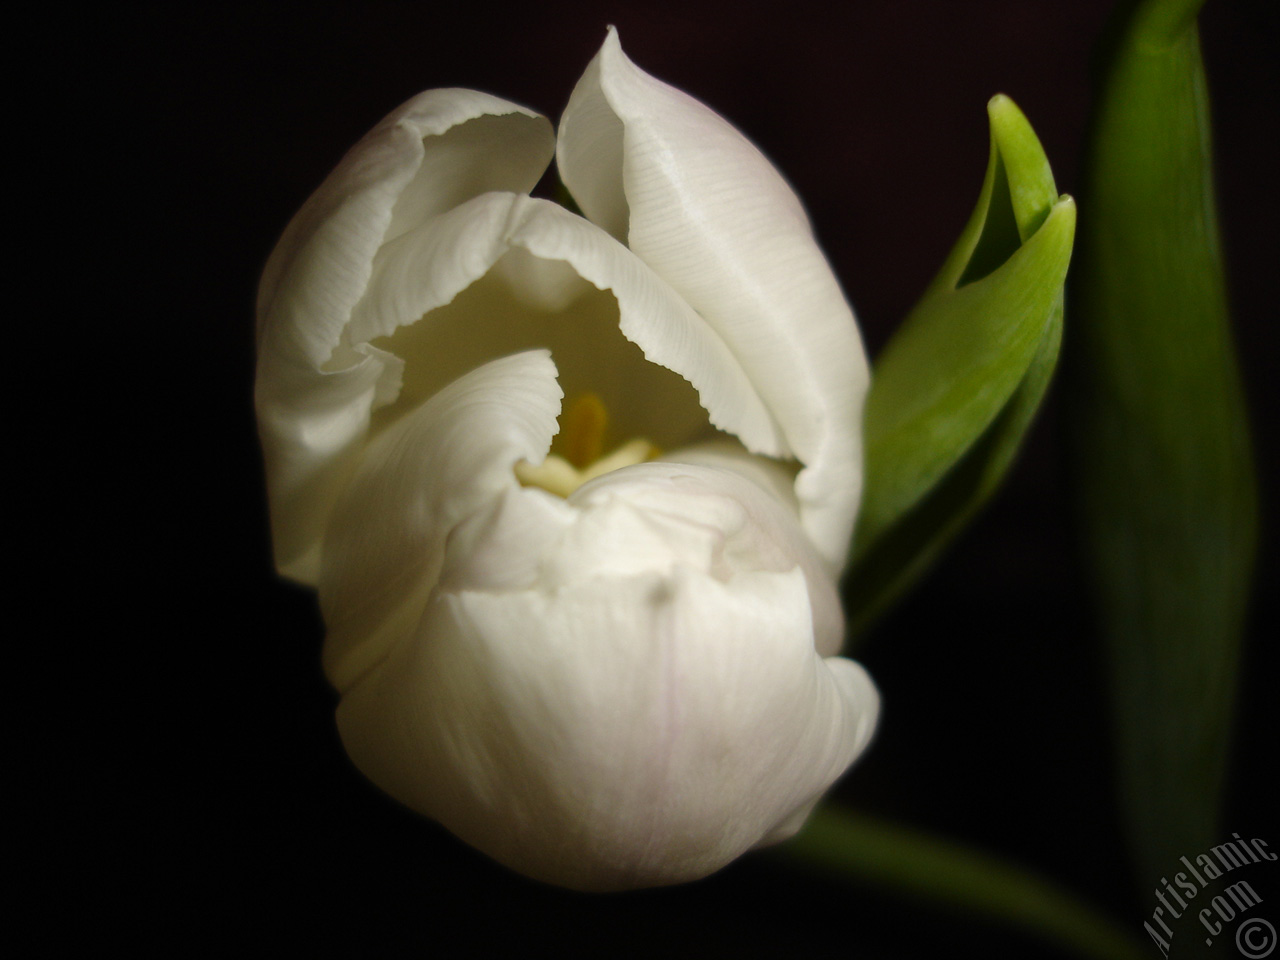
{"left": 516, "top": 393, "right": 658, "bottom": 497}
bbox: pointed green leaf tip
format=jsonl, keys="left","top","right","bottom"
{"left": 845, "top": 96, "right": 1074, "bottom": 638}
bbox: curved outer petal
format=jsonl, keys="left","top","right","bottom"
{"left": 256, "top": 90, "right": 554, "bottom": 583}
{"left": 339, "top": 568, "right": 878, "bottom": 891}
{"left": 333, "top": 428, "right": 879, "bottom": 891}
{"left": 319, "top": 350, "right": 562, "bottom": 693}
{"left": 558, "top": 30, "right": 869, "bottom": 570}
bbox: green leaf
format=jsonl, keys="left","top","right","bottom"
{"left": 1067, "top": 0, "right": 1257, "bottom": 888}
{"left": 781, "top": 806, "right": 1146, "bottom": 960}
{"left": 845, "top": 96, "right": 1075, "bottom": 637}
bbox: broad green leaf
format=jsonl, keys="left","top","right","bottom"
{"left": 845, "top": 96, "right": 1074, "bottom": 637}
{"left": 1067, "top": 0, "right": 1257, "bottom": 888}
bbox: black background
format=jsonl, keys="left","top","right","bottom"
{"left": 80, "top": 1, "right": 1276, "bottom": 954}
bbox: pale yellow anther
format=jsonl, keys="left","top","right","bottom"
{"left": 516, "top": 393, "right": 659, "bottom": 497}
{"left": 515, "top": 455, "right": 583, "bottom": 498}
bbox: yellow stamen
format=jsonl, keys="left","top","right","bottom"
{"left": 558, "top": 393, "right": 608, "bottom": 470}
{"left": 514, "top": 455, "right": 583, "bottom": 498}
{"left": 515, "top": 394, "right": 660, "bottom": 497}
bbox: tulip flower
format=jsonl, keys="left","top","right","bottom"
{"left": 256, "top": 29, "right": 880, "bottom": 891}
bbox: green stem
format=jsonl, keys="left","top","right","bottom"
{"left": 781, "top": 806, "right": 1145, "bottom": 960}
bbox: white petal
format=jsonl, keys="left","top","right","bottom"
{"left": 437, "top": 456, "right": 842, "bottom": 656}
{"left": 256, "top": 90, "right": 554, "bottom": 582}
{"left": 348, "top": 192, "right": 786, "bottom": 455}
{"left": 755, "top": 656, "right": 880, "bottom": 846}
{"left": 338, "top": 561, "right": 878, "bottom": 892}
{"left": 663, "top": 437, "right": 799, "bottom": 516}
{"left": 558, "top": 29, "right": 869, "bottom": 568}
{"left": 319, "top": 351, "right": 563, "bottom": 693}
{"left": 567, "top": 460, "right": 844, "bottom": 657}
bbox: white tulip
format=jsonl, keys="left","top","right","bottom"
{"left": 256, "top": 28, "right": 879, "bottom": 890}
